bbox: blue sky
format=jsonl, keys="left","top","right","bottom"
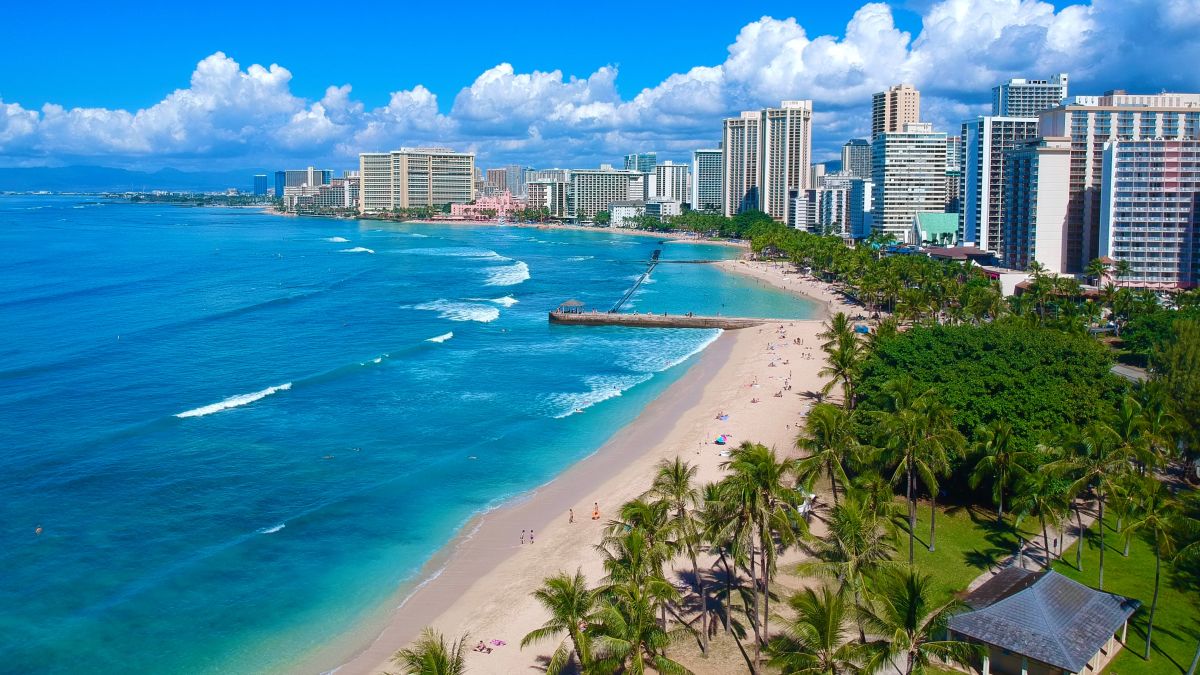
{"left": 0, "top": 0, "right": 1195, "bottom": 171}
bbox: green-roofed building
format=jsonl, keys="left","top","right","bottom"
{"left": 914, "top": 212, "right": 959, "bottom": 246}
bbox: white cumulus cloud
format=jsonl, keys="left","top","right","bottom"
{"left": 0, "top": 1, "right": 1197, "bottom": 170}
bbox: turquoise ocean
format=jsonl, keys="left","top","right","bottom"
{"left": 0, "top": 196, "right": 815, "bottom": 673}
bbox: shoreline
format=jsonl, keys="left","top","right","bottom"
{"left": 321, "top": 255, "right": 841, "bottom": 675}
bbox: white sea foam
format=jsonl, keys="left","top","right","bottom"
{"left": 490, "top": 295, "right": 519, "bottom": 307}
{"left": 257, "top": 523, "right": 286, "bottom": 534}
{"left": 427, "top": 331, "right": 455, "bottom": 343}
{"left": 566, "top": 255, "right": 594, "bottom": 261}
{"left": 407, "top": 246, "right": 503, "bottom": 259}
{"left": 413, "top": 300, "right": 500, "bottom": 323}
{"left": 549, "top": 373, "right": 653, "bottom": 418}
{"left": 175, "top": 383, "right": 293, "bottom": 418}
{"left": 409, "top": 233, "right": 429, "bottom": 238}
{"left": 340, "top": 247, "right": 374, "bottom": 254}
{"left": 485, "top": 260, "right": 530, "bottom": 286}
{"left": 326, "top": 236, "right": 350, "bottom": 243}
{"left": 618, "top": 330, "right": 722, "bottom": 373}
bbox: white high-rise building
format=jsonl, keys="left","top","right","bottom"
{"left": 1099, "top": 139, "right": 1200, "bottom": 288}
{"left": 872, "top": 122, "right": 947, "bottom": 243}
{"left": 841, "top": 139, "right": 872, "bottom": 180}
{"left": 527, "top": 180, "right": 570, "bottom": 218}
{"left": 653, "top": 161, "right": 690, "bottom": 205}
{"left": 993, "top": 74, "right": 1069, "bottom": 117}
{"left": 569, "top": 168, "right": 645, "bottom": 221}
{"left": 722, "top": 111, "right": 762, "bottom": 217}
{"left": 1038, "top": 90, "right": 1200, "bottom": 271}
{"left": 960, "top": 117, "right": 1040, "bottom": 254}
{"left": 722, "top": 100, "right": 814, "bottom": 222}
{"left": 692, "top": 148, "right": 723, "bottom": 212}
{"left": 1003, "top": 136, "right": 1073, "bottom": 274}
{"left": 358, "top": 148, "right": 475, "bottom": 213}
{"left": 872, "top": 84, "right": 920, "bottom": 138}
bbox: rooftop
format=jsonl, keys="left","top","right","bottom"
{"left": 950, "top": 570, "right": 1139, "bottom": 673}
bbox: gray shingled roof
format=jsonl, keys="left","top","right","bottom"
{"left": 949, "top": 570, "right": 1140, "bottom": 673}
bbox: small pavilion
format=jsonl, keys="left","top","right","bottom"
{"left": 949, "top": 568, "right": 1140, "bottom": 675}
{"left": 555, "top": 299, "right": 586, "bottom": 314}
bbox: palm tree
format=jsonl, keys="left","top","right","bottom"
{"left": 521, "top": 570, "right": 598, "bottom": 674}
{"left": 1011, "top": 471, "right": 1071, "bottom": 568}
{"left": 697, "top": 481, "right": 745, "bottom": 636}
{"left": 818, "top": 312, "right": 854, "bottom": 350}
{"left": 1085, "top": 257, "right": 1111, "bottom": 286}
{"left": 819, "top": 333, "right": 862, "bottom": 410}
{"left": 1048, "top": 421, "right": 1134, "bottom": 589}
{"left": 968, "top": 421, "right": 1028, "bottom": 522}
{"left": 720, "top": 441, "right": 804, "bottom": 662}
{"left": 859, "top": 569, "right": 984, "bottom": 675}
{"left": 647, "top": 458, "right": 709, "bottom": 652}
{"left": 766, "top": 585, "right": 869, "bottom": 674}
{"left": 392, "top": 628, "right": 469, "bottom": 675}
{"left": 795, "top": 403, "right": 858, "bottom": 505}
{"left": 800, "top": 493, "right": 898, "bottom": 640}
{"left": 589, "top": 583, "right": 695, "bottom": 675}
{"left": 1122, "top": 477, "right": 1181, "bottom": 661}
{"left": 873, "top": 385, "right": 964, "bottom": 562}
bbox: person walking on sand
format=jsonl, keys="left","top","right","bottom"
{"left": 569, "top": 508, "right": 574, "bottom": 523}
{"left": 520, "top": 529, "right": 526, "bottom": 545}
{"left": 592, "top": 502, "right": 600, "bottom": 520}
{"left": 530, "top": 529, "right": 535, "bottom": 544}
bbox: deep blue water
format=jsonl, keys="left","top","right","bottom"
{"left": 0, "top": 196, "right": 816, "bottom": 673}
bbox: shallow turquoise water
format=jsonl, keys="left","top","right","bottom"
{"left": 0, "top": 196, "right": 816, "bottom": 673}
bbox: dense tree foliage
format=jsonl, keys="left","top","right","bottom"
{"left": 857, "top": 322, "right": 1124, "bottom": 458}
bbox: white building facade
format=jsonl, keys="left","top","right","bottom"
{"left": 358, "top": 148, "right": 475, "bottom": 212}
{"left": 872, "top": 122, "right": 947, "bottom": 244}
{"left": 1003, "top": 136, "right": 1073, "bottom": 274}
{"left": 692, "top": 148, "right": 723, "bottom": 213}
{"left": 992, "top": 74, "right": 1069, "bottom": 117}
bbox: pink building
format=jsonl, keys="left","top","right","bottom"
{"left": 450, "top": 191, "right": 526, "bottom": 220}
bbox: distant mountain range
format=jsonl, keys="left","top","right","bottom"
{"left": 0, "top": 166, "right": 270, "bottom": 193}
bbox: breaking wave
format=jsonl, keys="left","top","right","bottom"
{"left": 426, "top": 332, "right": 455, "bottom": 343}
{"left": 257, "top": 523, "right": 286, "bottom": 534}
{"left": 413, "top": 300, "right": 500, "bottom": 323}
{"left": 485, "top": 261, "right": 530, "bottom": 286}
{"left": 548, "top": 373, "right": 653, "bottom": 418}
{"left": 175, "top": 383, "right": 293, "bottom": 418}
{"left": 340, "top": 247, "right": 374, "bottom": 254}
{"left": 326, "top": 237, "right": 350, "bottom": 243}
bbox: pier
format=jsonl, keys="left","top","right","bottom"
{"left": 549, "top": 310, "right": 773, "bottom": 330}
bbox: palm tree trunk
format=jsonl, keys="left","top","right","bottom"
{"left": 829, "top": 458, "right": 840, "bottom": 506}
{"left": 907, "top": 467, "right": 916, "bottom": 565}
{"left": 692, "top": 554, "right": 708, "bottom": 653}
{"left": 997, "top": 480, "right": 1004, "bottom": 522}
{"left": 760, "top": 528, "right": 771, "bottom": 648}
{"left": 1075, "top": 501, "right": 1084, "bottom": 571}
{"left": 720, "top": 552, "right": 731, "bottom": 633}
{"left": 748, "top": 544, "right": 761, "bottom": 665}
{"left": 1098, "top": 494, "right": 1107, "bottom": 591}
{"left": 1041, "top": 515, "right": 1052, "bottom": 570}
{"left": 1145, "top": 543, "right": 1161, "bottom": 660}
{"left": 929, "top": 493, "right": 937, "bottom": 552}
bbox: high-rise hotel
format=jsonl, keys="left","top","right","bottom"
{"left": 872, "top": 84, "right": 920, "bottom": 137}
{"left": 692, "top": 148, "right": 723, "bottom": 213}
{"left": 872, "top": 122, "right": 947, "bottom": 243}
{"left": 1036, "top": 90, "right": 1200, "bottom": 272}
{"left": 358, "top": 148, "right": 475, "bottom": 213}
{"left": 721, "top": 100, "right": 813, "bottom": 223}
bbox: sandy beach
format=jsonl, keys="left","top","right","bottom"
{"left": 329, "top": 259, "right": 843, "bottom": 675}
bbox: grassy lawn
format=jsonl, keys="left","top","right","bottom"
{"left": 1052, "top": 520, "right": 1200, "bottom": 675}
{"left": 894, "top": 499, "right": 1041, "bottom": 601}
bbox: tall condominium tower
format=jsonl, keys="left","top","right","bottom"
{"left": 722, "top": 111, "right": 762, "bottom": 217}
{"left": 358, "top": 148, "right": 475, "bottom": 212}
{"left": 1100, "top": 139, "right": 1200, "bottom": 288}
{"left": 253, "top": 174, "right": 268, "bottom": 196}
{"left": 568, "top": 168, "right": 646, "bottom": 221}
{"left": 959, "top": 117, "right": 1040, "bottom": 255}
{"left": 841, "top": 139, "right": 872, "bottom": 180}
{"left": 945, "top": 135, "right": 963, "bottom": 213}
{"left": 623, "top": 152, "right": 657, "bottom": 174}
{"left": 652, "top": 161, "right": 690, "bottom": 205}
{"left": 993, "top": 74, "right": 1069, "bottom": 117}
{"left": 1038, "top": 90, "right": 1200, "bottom": 271}
{"left": 1003, "top": 136, "right": 1073, "bottom": 274}
{"left": 273, "top": 167, "right": 332, "bottom": 198}
{"left": 872, "top": 84, "right": 920, "bottom": 138}
{"left": 871, "top": 122, "right": 947, "bottom": 243}
{"left": 692, "top": 148, "right": 723, "bottom": 213}
{"left": 504, "top": 164, "right": 528, "bottom": 197}
{"left": 484, "top": 168, "right": 507, "bottom": 194}
{"left": 722, "top": 100, "right": 814, "bottom": 221}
